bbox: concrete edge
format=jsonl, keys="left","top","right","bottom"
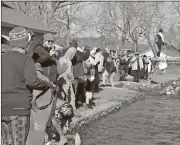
{"left": 69, "top": 77, "right": 180, "bottom": 131}
{"left": 115, "top": 77, "right": 180, "bottom": 92}
{"left": 69, "top": 93, "right": 145, "bottom": 130}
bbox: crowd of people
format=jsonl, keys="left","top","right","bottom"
{"left": 1, "top": 27, "right": 124, "bottom": 145}
{"left": 1, "top": 26, "right": 178, "bottom": 145}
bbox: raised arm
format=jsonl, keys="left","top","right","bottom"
{"left": 34, "top": 45, "right": 52, "bottom": 64}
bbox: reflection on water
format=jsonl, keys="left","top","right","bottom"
{"left": 78, "top": 94, "right": 180, "bottom": 145}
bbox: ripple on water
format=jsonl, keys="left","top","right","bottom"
{"left": 79, "top": 94, "right": 180, "bottom": 145}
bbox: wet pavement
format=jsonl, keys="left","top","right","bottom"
{"left": 78, "top": 91, "right": 180, "bottom": 145}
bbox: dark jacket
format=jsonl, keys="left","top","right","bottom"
{"left": 72, "top": 49, "right": 90, "bottom": 78}
{"left": 2, "top": 51, "right": 52, "bottom": 116}
{"left": 105, "top": 61, "right": 116, "bottom": 73}
{"left": 34, "top": 45, "right": 58, "bottom": 83}
{"left": 119, "top": 55, "right": 130, "bottom": 70}
{"left": 103, "top": 52, "right": 110, "bottom": 67}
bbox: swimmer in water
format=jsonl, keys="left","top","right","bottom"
{"left": 166, "top": 82, "right": 180, "bottom": 96}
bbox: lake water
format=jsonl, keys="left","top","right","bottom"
{"left": 77, "top": 92, "right": 180, "bottom": 145}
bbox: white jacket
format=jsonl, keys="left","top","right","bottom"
{"left": 130, "top": 56, "right": 144, "bottom": 71}
{"left": 95, "top": 52, "right": 104, "bottom": 72}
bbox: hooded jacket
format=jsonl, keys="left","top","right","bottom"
{"left": 72, "top": 48, "right": 90, "bottom": 78}
{"left": 59, "top": 47, "right": 77, "bottom": 81}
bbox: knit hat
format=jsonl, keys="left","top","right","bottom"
{"left": 69, "top": 39, "right": 78, "bottom": 47}
{"left": 9, "top": 27, "right": 30, "bottom": 49}
{"left": 43, "top": 33, "right": 54, "bottom": 42}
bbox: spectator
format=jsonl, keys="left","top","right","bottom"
{"left": 29, "top": 33, "right": 68, "bottom": 145}
{"left": 129, "top": 52, "right": 143, "bottom": 82}
{"left": 84, "top": 49, "right": 99, "bottom": 109}
{"left": 71, "top": 42, "right": 90, "bottom": 108}
{"left": 140, "top": 55, "right": 149, "bottom": 80}
{"left": 103, "top": 48, "right": 110, "bottom": 67}
{"left": 34, "top": 33, "right": 67, "bottom": 82}
{"left": 102, "top": 56, "right": 116, "bottom": 87}
{"left": 1, "top": 27, "right": 54, "bottom": 145}
{"left": 119, "top": 50, "right": 130, "bottom": 81}
{"left": 53, "top": 39, "right": 65, "bottom": 60}
{"left": 58, "top": 47, "right": 77, "bottom": 111}
{"left": 95, "top": 48, "right": 104, "bottom": 92}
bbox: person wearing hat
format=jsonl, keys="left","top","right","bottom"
{"left": 1, "top": 27, "right": 55, "bottom": 145}
{"left": 30, "top": 34, "right": 69, "bottom": 144}
{"left": 34, "top": 33, "right": 67, "bottom": 83}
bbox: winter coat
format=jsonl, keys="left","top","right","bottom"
{"left": 72, "top": 49, "right": 90, "bottom": 78}
{"left": 95, "top": 52, "right": 104, "bottom": 72}
{"left": 58, "top": 47, "right": 77, "bottom": 81}
{"left": 130, "top": 56, "right": 144, "bottom": 71}
{"left": 105, "top": 61, "right": 116, "bottom": 73}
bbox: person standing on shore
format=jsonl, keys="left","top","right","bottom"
{"left": 1, "top": 27, "right": 55, "bottom": 145}
{"left": 129, "top": 52, "right": 143, "bottom": 82}
{"left": 102, "top": 56, "right": 116, "bottom": 87}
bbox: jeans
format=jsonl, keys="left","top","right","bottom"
{"left": 102, "top": 70, "right": 115, "bottom": 87}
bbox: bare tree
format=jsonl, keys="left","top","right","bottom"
{"left": 95, "top": 2, "right": 162, "bottom": 52}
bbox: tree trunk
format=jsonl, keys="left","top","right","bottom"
{"left": 145, "top": 33, "right": 157, "bottom": 57}
{"left": 66, "top": 28, "right": 70, "bottom": 48}
{"left": 121, "top": 35, "right": 125, "bottom": 50}
{"left": 135, "top": 40, "right": 138, "bottom": 52}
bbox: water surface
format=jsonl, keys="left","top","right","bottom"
{"left": 78, "top": 93, "right": 180, "bottom": 145}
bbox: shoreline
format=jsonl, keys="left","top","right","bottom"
{"left": 70, "top": 76, "right": 180, "bottom": 130}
